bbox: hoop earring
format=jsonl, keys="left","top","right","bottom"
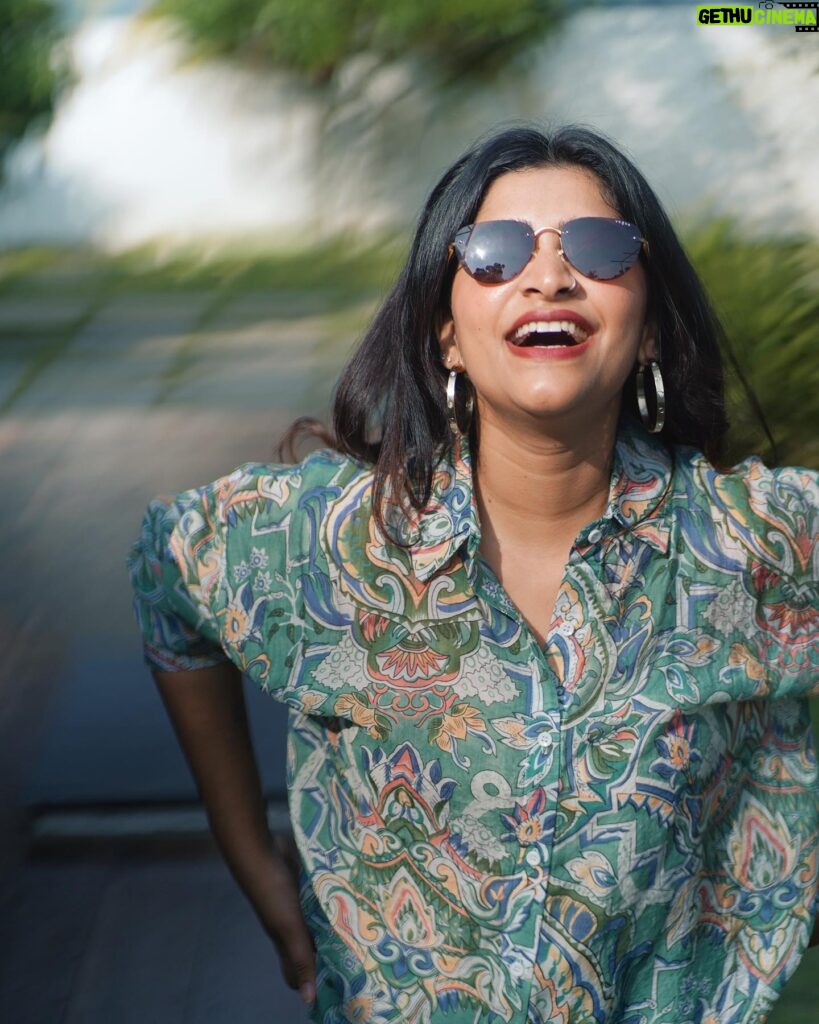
{"left": 446, "top": 370, "right": 474, "bottom": 437}
{"left": 636, "top": 360, "right": 666, "bottom": 434}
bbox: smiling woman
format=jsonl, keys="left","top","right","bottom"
{"left": 128, "top": 124, "right": 818, "bottom": 1024}
{"left": 440, "top": 167, "right": 656, "bottom": 441}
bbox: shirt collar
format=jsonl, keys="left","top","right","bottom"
{"left": 406, "top": 419, "right": 674, "bottom": 583}
{"left": 603, "top": 419, "right": 675, "bottom": 553}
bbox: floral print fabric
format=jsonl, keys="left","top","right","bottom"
{"left": 128, "top": 422, "right": 819, "bottom": 1023}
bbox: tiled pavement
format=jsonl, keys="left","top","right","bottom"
{"left": 0, "top": 841, "right": 312, "bottom": 1024}
{"left": 0, "top": 275, "right": 358, "bottom": 1024}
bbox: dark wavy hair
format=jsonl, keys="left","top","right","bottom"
{"left": 280, "top": 123, "right": 730, "bottom": 542}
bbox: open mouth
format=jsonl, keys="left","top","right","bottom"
{"left": 508, "top": 320, "right": 590, "bottom": 348}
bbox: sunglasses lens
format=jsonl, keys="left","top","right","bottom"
{"left": 561, "top": 217, "right": 643, "bottom": 280}
{"left": 462, "top": 221, "right": 534, "bottom": 283}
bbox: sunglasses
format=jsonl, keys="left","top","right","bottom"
{"left": 449, "top": 217, "right": 648, "bottom": 284}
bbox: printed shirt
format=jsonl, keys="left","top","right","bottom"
{"left": 128, "top": 421, "right": 819, "bottom": 1024}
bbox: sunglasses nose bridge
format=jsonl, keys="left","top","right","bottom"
{"left": 531, "top": 225, "right": 562, "bottom": 249}
{"left": 527, "top": 226, "right": 574, "bottom": 282}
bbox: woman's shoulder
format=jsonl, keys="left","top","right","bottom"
{"left": 669, "top": 443, "right": 817, "bottom": 577}
{"left": 196, "top": 446, "right": 372, "bottom": 519}
{"left": 671, "top": 444, "right": 818, "bottom": 511}
{"left": 225, "top": 445, "right": 369, "bottom": 486}
{"left": 137, "top": 447, "right": 372, "bottom": 562}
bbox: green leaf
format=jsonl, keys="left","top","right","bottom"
{"left": 0, "top": 0, "right": 70, "bottom": 172}
{"left": 152, "top": 0, "right": 565, "bottom": 82}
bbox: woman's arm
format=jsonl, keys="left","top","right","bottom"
{"left": 153, "top": 662, "right": 316, "bottom": 1004}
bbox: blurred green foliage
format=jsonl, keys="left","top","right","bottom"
{"left": 687, "top": 224, "right": 819, "bottom": 469}
{"left": 0, "top": 0, "right": 68, "bottom": 176}
{"left": 153, "top": 0, "right": 564, "bottom": 82}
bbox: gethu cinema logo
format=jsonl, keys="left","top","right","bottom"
{"left": 697, "top": 2, "right": 819, "bottom": 29}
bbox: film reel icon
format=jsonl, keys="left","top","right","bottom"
{"left": 776, "top": 0, "right": 819, "bottom": 30}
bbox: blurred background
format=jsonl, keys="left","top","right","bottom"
{"left": 0, "top": 1, "right": 816, "bottom": 1021}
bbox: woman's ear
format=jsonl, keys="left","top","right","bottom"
{"left": 638, "top": 322, "right": 659, "bottom": 365}
{"left": 437, "top": 314, "right": 463, "bottom": 370}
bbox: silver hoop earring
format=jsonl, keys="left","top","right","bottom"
{"left": 636, "top": 360, "right": 666, "bottom": 434}
{"left": 446, "top": 370, "right": 474, "bottom": 437}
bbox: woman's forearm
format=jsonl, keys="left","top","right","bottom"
{"left": 152, "top": 662, "right": 316, "bottom": 1001}
{"left": 153, "top": 662, "right": 275, "bottom": 893}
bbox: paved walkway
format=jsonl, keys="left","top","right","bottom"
{"left": 0, "top": 260, "right": 364, "bottom": 1023}
{"left": 0, "top": 260, "right": 369, "bottom": 843}
{"left": 0, "top": 842, "right": 312, "bottom": 1024}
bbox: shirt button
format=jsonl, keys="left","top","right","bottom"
{"left": 537, "top": 732, "right": 553, "bottom": 750}
{"left": 525, "top": 848, "right": 541, "bottom": 867}
{"left": 587, "top": 526, "right": 603, "bottom": 543}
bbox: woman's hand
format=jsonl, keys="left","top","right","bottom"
{"left": 262, "top": 833, "right": 317, "bottom": 1002}
{"left": 152, "top": 663, "right": 316, "bottom": 1003}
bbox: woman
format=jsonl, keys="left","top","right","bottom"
{"left": 128, "top": 124, "right": 818, "bottom": 1023}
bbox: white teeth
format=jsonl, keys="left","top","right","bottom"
{"left": 510, "top": 320, "right": 589, "bottom": 345}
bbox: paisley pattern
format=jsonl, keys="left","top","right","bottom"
{"left": 128, "top": 422, "right": 819, "bottom": 1023}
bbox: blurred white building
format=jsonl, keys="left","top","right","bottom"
{"left": 0, "top": 0, "right": 816, "bottom": 249}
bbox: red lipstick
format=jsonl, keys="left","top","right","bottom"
{"left": 504, "top": 308, "right": 595, "bottom": 360}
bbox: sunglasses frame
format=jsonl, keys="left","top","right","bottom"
{"left": 448, "top": 217, "right": 649, "bottom": 284}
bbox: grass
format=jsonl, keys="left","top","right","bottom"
{"left": 0, "top": 236, "right": 402, "bottom": 409}
{"left": 0, "top": 234, "right": 404, "bottom": 302}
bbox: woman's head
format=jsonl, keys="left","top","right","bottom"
{"left": 330, "top": 123, "right": 728, "bottom": 528}
{"left": 438, "top": 163, "right": 658, "bottom": 441}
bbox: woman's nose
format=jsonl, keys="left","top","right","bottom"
{"left": 520, "top": 231, "right": 577, "bottom": 295}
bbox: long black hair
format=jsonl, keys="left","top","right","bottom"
{"left": 281, "top": 123, "right": 729, "bottom": 542}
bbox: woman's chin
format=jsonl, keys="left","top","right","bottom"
{"left": 478, "top": 390, "right": 622, "bottom": 433}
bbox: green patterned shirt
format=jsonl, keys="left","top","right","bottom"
{"left": 129, "top": 422, "right": 819, "bottom": 1023}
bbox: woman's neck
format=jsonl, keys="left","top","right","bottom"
{"left": 472, "top": 409, "right": 618, "bottom": 554}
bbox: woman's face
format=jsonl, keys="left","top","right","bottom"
{"left": 439, "top": 165, "right": 657, "bottom": 434}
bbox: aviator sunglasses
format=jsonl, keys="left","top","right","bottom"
{"left": 449, "top": 216, "right": 648, "bottom": 284}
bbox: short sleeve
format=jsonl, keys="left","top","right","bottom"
{"left": 127, "top": 484, "right": 229, "bottom": 672}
